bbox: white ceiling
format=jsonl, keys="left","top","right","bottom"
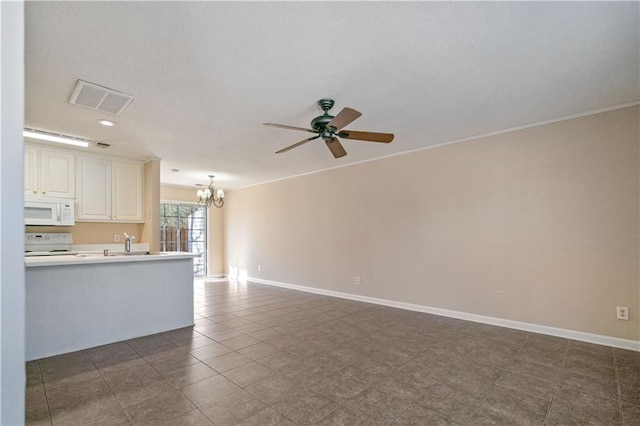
{"left": 25, "top": 2, "right": 639, "bottom": 191}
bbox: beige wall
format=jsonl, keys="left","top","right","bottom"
{"left": 26, "top": 222, "right": 144, "bottom": 244}
{"left": 225, "top": 106, "right": 640, "bottom": 341}
{"left": 161, "top": 185, "right": 197, "bottom": 203}
{"left": 161, "top": 185, "right": 225, "bottom": 277}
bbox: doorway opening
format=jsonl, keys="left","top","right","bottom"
{"left": 160, "top": 203, "right": 206, "bottom": 277}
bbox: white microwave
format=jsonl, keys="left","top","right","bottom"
{"left": 25, "top": 197, "right": 75, "bottom": 226}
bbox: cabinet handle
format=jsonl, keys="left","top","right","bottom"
{"left": 32, "top": 190, "right": 37, "bottom": 194}
{"left": 42, "top": 191, "right": 46, "bottom": 195}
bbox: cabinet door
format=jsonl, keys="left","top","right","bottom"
{"left": 76, "top": 157, "right": 112, "bottom": 221}
{"left": 112, "top": 162, "right": 144, "bottom": 222}
{"left": 24, "top": 147, "right": 39, "bottom": 196}
{"left": 40, "top": 150, "right": 75, "bottom": 198}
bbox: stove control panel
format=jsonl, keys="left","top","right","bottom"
{"left": 25, "top": 233, "right": 73, "bottom": 245}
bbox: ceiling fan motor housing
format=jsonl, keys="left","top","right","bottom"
{"left": 310, "top": 114, "right": 335, "bottom": 132}
{"left": 311, "top": 98, "right": 336, "bottom": 133}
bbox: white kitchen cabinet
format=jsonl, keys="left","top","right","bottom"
{"left": 25, "top": 146, "right": 75, "bottom": 198}
{"left": 24, "top": 147, "right": 39, "bottom": 196}
{"left": 76, "top": 157, "right": 144, "bottom": 222}
{"left": 76, "top": 157, "right": 112, "bottom": 221}
{"left": 112, "top": 161, "right": 144, "bottom": 222}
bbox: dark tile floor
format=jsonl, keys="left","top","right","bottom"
{"left": 26, "top": 280, "right": 640, "bottom": 425}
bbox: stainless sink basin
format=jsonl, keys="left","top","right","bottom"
{"left": 75, "top": 251, "right": 172, "bottom": 258}
{"left": 76, "top": 251, "right": 147, "bottom": 257}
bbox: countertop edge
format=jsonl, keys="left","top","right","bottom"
{"left": 25, "top": 252, "right": 200, "bottom": 268}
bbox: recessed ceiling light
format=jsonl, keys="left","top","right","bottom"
{"left": 97, "top": 119, "right": 116, "bottom": 127}
{"left": 23, "top": 129, "right": 91, "bottom": 148}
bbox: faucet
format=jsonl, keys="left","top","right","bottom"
{"left": 123, "top": 233, "right": 135, "bottom": 255}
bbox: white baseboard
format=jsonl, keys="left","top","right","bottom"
{"left": 247, "top": 277, "right": 640, "bottom": 352}
{"left": 205, "top": 273, "right": 226, "bottom": 279}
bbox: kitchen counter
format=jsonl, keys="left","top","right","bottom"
{"left": 26, "top": 251, "right": 197, "bottom": 360}
{"left": 25, "top": 251, "right": 198, "bottom": 267}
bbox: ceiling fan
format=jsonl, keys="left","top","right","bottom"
{"left": 264, "top": 99, "right": 394, "bottom": 158}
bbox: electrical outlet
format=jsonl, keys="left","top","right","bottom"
{"left": 114, "top": 234, "right": 120, "bottom": 242}
{"left": 355, "top": 276, "right": 361, "bottom": 285}
{"left": 617, "top": 306, "right": 629, "bottom": 321}
{"left": 258, "top": 265, "right": 262, "bottom": 272}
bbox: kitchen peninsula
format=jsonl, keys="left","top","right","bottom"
{"left": 25, "top": 252, "right": 198, "bottom": 361}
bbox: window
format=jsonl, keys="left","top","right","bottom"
{"left": 160, "top": 203, "right": 206, "bottom": 276}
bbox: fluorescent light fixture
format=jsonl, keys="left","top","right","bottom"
{"left": 23, "top": 129, "right": 91, "bottom": 148}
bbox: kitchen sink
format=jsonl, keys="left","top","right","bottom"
{"left": 75, "top": 251, "right": 172, "bottom": 257}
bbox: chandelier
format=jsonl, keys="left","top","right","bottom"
{"left": 196, "top": 175, "right": 224, "bottom": 208}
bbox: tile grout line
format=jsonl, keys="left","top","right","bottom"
{"left": 190, "top": 311, "right": 306, "bottom": 424}
{"left": 124, "top": 336, "right": 223, "bottom": 425}
{"left": 462, "top": 332, "right": 531, "bottom": 425}
{"left": 90, "top": 343, "right": 138, "bottom": 425}
{"left": 542, "top": 340, "right": 570, "bottom": 425}
{"left": 613, "top": 349, "right": 626, "bottom": 426}
{"left": 164, "top": 330, "right": 240, "bottom": 425}
{"left": 36, "top": 360, "right": 54, "bottom": 426}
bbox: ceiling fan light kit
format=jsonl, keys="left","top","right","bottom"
{"left": 264, "top": 98, "right": 394, "bottom": 158}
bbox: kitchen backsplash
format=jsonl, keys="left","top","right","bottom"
{"left": 25, "top": 222, "right": 144, "bottom": 244}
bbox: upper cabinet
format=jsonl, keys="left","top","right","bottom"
{"left": 76, "top": 156, "right": 144, "bottom": 223}
{"left": 112, "top": 161, "right": 144, "bottom": 222}
{"left": 25, "top": 146, "right": 75, "bottom": 198}
{"left": 75, "top": 156, "right": 112, "bottom": 221}
{"left": 24, "top": 143, "right": 146, "bottom": 223}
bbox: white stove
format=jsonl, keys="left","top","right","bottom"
{"left": 25, "top": 233, "right": 78, "bottom": 257}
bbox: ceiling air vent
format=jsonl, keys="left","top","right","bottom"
{"left": 69, "top": 80, "right": 135, "bottom": 116}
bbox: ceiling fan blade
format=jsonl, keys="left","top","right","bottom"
{"left": 326, "top": 107, "right": 362, "bottom": 132}
{"left": 325, "top": 137, "right": 347, "bottom": 158}
{"left": 264, "top": 123, "right": 317, "bottom": 134}
{"left": 337, "top": 130, "right": 394, "bottom": 143}
{"left": 275, "top": 135, "right": 320, "bottom": 154}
